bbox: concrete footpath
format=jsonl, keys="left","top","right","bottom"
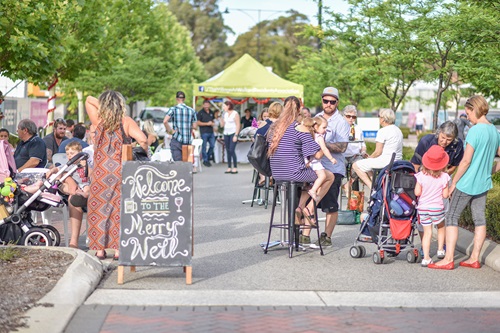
{"left": 19, "top": 161, "right": 500, "bottom": 332}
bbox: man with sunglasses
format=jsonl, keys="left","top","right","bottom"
{"left": 308, "top": 87, "right": 350, "bottom": 249}
{"left": 342, "top": 105, "right": 367, "bottom": 199}
{"left": 43, "top": 118, "right": 68, "bottom": 166}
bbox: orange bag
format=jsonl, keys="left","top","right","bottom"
{"left": 182, "top": 145, "right": 194, "bottom": 163}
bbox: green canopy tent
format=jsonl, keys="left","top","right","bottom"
{"left": 193, "top": 54, "right": 303, "bottom": 105}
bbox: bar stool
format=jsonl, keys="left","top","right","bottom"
{"left": 250, "top": 174, "right": 273, "bottom": 209}
{"left": 263, "top": 180, "right": 324, "bottom": 257}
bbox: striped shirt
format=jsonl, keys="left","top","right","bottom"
{"left": 269, "top": 122, "right": 320, "bottom": 182}
{"left": 166, "top": 103, "right": 197, "bottom": 144}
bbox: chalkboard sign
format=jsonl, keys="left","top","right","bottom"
{"left": 119, "top": 161, "right": 193, "bottom": 267}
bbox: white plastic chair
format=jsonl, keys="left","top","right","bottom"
{"left": 151, "top": 142, "right": 173, "bottom": 162}
{"left": 191, "top": 138, "right": 203, "bottom": 172}
{"left": 52, "top": 153, "right": 68, "bottom": 168}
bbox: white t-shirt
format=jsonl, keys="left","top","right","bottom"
{"left": 415, "top": 112, "right": 425, "bottom": 126}
{"left": 223, "top": 111, "right": 237, "bottom": 135}
{"left": 376, "top": 124, "right": 403, "bottom": 160}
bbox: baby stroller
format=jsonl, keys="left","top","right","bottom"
{"left": 350, "top": 154, "right": 420, "bottom": 264}
{"left": 0, "top": 152, "right": 89, "bottom": 247}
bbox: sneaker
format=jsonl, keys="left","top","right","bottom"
{"left": 310, "top": 232, "right": 332, "bottom": 249}
{"left": 298, "top": 235, "right": 310, "bottom": 245}
{"left": 437, "top": 250, "right": 446, "bottom": 259}
{"left": 203, "top": 161, "right": 212, "bottom": 167}
{"left": 421, "top": 258, "right": 434, "bottom": 267}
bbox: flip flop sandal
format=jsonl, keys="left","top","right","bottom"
{"left": 303, "top": 207, "right": 317, "bottom": 227}
{"left": 70, "top": 194, "right": 88, "bottom": 208}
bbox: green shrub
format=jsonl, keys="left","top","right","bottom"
{"left": 459, "top": 184, "right": 500, "bottom": 243}
{"left": 364, "top": 141, "right": 414, "bottom": 160}
{"left": 399, "top": 126, "right": 410, "bottom": 139}
{"left": 417, "top": 130, "right": 433, "bottom": 141}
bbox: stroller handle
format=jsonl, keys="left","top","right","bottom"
{"left": 386, "top": 152, "right": 397, "bottom": 173}
{"left": 67, "top": 152, "right": 89, "bottom": 166}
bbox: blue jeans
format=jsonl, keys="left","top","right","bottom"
{"left": 201, "top": 132, "right": 215, "bottom": 163}
{"left": 224, "top": 134, "right": 238, "bottom": 168}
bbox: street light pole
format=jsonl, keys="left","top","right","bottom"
{"left": 224, "top": 7, "right": 285, "bottom": 62}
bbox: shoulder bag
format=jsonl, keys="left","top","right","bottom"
{"left": 247, "top": 130, "right": 271, "bottom": 177}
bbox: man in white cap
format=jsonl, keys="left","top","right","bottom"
{"left": 302, "top": 87, "right": 350, "bottom": 249}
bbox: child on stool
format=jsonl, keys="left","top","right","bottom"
{"left": 302, "top": 116, "right": 337, "bottom": 202}
{"left": 414, "top": 145, "right": 450, "bottom": 267}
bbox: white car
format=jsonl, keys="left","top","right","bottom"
{"left": 136, "top": 107, "right": 169, "bottom": 139}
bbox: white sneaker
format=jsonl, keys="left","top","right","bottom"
{"left": 437, "top": 250, "right": 446, "bottom": 259}
{"left": 421, "top": 258, "right": 433, "bottom": 267}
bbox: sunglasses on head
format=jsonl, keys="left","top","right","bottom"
{"left": 55, "top": 118, "right": 67, "bottom": 126}
{"left": 345, "top": 115, "right": 357, "bottom": 119}
{"left": 322, "top": 99, "right": 338, "bottom": 105}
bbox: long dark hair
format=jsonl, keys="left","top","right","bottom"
{"left": 268, "top": 96, "right": 301, "bottom": 157}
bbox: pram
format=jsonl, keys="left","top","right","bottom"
{"left": 350, "top": 153, "right": 420, "bottom": 264}
{"left": 0, "top": 152, "right": 89, "bottom": 246}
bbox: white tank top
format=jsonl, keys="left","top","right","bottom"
{"left": 223, "top": 111, "right": 237, "bottom": 135}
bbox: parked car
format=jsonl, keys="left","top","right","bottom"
{"left": 487, "top": 109, "right": 500, "bottom": 133}
{"left": 136, "top": 107, "right": 169, "bottom": 139}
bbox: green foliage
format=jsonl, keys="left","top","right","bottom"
{"left": 365, "top": 141, "right": 414, "bottom": 161}
{"left": 166, "top": 0, "right": 233, "bottom": 76}
{"left": 63, "top": 2, "right": 206, "bottom": 108}
{"left": 399, "top": 127, "right": 410, "bottom": 139}
{"left": 417, "top": 130, "right": 433, "bottom": 141}
{"left": 459, "top": 184, "right": 500, "bottom": 243}
{"left": 0, "top": 0, "right": 89, "bottom": 83}
{"left": 231, "top": 10, "right": 315, "bottom": 78}
{"left": 0, "top": 245, "right": 20, "bottom": 262}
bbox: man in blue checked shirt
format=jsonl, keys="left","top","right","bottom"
{"left": 163, "top": 91, "right": 198, "bottom": 161}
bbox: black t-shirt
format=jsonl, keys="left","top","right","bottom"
{"left": 14, "top": 135, "right": 47, "bottom": 169}
{"left": 43, "top": 133, "right": 68, "bottom": 158}
{"left": 241, "top": 116, "right": 254, "bottom": 129}
{"left": 197, "top": 109, "right": 215, "bottom": 135}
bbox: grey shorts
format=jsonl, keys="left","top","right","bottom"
{"left": 446, "top": 188, "right": 487, "bottom": 227}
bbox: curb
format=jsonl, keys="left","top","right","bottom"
{"left": 17, "top": 247, "right": 103, "bottom": 333}
{"left": 456, "top": 227, "right": 500, "bottom": 272}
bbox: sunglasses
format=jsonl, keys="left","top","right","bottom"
{"left": 54, "top": 118, "right": 67, "bottom": 126}
{"left": 345, "top": 115, "right": 357, "bottom": 119}
{"left": 322, "top": 99, "right": 338, "bottom": 105}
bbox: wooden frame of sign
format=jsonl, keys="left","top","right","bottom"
{"left": 117, "top": 145, "right": 193, "bottom": 285}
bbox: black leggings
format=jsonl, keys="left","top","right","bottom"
{"left": 224, "top": 134, "right": 238, "bottom": 168}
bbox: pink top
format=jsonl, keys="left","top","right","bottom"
{"left": 415, "top": 171, "right": 450, "bottom": 209}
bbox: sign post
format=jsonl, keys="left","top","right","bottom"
{"left": 117, "top": 159, "right": 193, "bottom": 285}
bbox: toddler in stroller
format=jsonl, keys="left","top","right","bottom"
{"left": 0, "top": 152, "right": 89, "bottom": 246}
{"left": 350, "top": 154, "right": 420, "bottom": 264}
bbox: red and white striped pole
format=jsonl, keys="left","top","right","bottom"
{"left": 45, "top": 75, "right": 58, "bottom": 134}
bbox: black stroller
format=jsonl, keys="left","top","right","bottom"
{"left": 0, "top": 152, "right": 89, "bottom": 247}
{"left": 350, "top": 154, "right": 420, "bottom": 264}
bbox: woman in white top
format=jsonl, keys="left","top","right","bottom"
{"left": 352, "top": 108, "right": 403, "bottom": 188}
{"left": 220, "top": 101, "right": 241, "bottom": 174}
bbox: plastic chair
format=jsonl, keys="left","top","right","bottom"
{"left": 52, "top": 153, "right": 68, "bottom": 167}
{"left": 191, "top": 138, "right": 203, "bottom": 172}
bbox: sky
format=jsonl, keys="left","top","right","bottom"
{"left": 218, "top": 0, "right": 350, "bottom": 45}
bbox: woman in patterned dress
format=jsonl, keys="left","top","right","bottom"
{"left": 268, "top": 96, "right": 333, "bottom": 225}
{"left": 85, "top": 91, "right": 148, "bottom": 260}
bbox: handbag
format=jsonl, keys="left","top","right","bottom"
{"left": 247, "top": 132, "right": 271, "bottom": 177}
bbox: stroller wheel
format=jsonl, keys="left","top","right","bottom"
{"left": 20, "top": 228, "right": 53, "bottom": 247}
{"left": 40, "top": 225, "right": 61, "bottom": 247}
{"left": 350, "top": 246, "right": 361, "bottom": 258}
{"left": 359, "top": 246, "right": 366, "bottom": 258}
{"left": 372, "top": 251, "right": 384, "bottom": 264}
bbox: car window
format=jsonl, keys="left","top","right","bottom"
{"left": 142, "top": 109, "right": 167, "bottom": 123}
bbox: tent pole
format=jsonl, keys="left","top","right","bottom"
{"left": 192, "top": 96, "right": 195, "bottom": 109}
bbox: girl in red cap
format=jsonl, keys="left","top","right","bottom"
{"left": 414, "top": 145, "right": 450, "bottom": 267}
